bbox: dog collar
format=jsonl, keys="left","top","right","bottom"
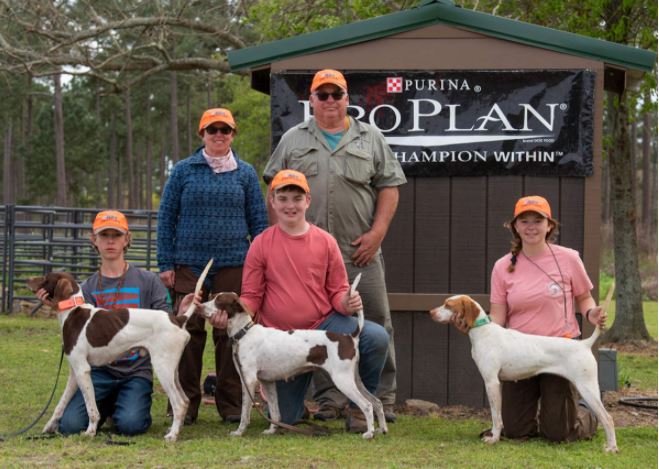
{"left": 471, "top": 316, "right": 491, "bottom": 329}
{"left": 230, "top": 321, "right": 254, "bottom": 343}
{"left": 57, "top": 296, "right": 85, "bottom": 311}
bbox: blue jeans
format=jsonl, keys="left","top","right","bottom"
{"left": 59, "top": 368, "right": 153, "bottom": 436}
{"left": 275, "top": 312, "right": 389, "bottom": 424}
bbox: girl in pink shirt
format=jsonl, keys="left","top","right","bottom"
{"left": 489, "top": 195, "right": 607, "bottom": 443}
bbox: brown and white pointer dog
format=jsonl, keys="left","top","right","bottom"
{"left": 27, "top": 261, "right": 212, "bottom": 442}
{"left": 198, "top": 274, "right": 388, "bottom": 439}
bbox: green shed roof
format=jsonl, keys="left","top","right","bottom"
{"left": 228, "top": 0, "right": 656, "bottom": 74}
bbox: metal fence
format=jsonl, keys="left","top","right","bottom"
{"left": 0, "top": 205, "right": 158, "bottom": 313}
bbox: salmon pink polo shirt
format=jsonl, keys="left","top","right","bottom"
{"left": 241, "top": 224, "right": 350, "bottom": 330}
{"left": 490, "top": 244, "right": 593, "bottom": 339}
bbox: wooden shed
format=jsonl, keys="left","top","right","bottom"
{"left": 228, "top": 0, "right": 656, "bottom": 407}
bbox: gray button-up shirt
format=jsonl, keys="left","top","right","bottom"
{"left": 264, "top": 117, "right": 406, "bottom": 263}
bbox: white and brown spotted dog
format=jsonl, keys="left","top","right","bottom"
{"left": 430, "top": 295, "right": 617, "bottom": 453}
{"left": 198, "top": 283, "right": 387, "bottom": 439}
{"left": 27, "top": 271, "right": 204, "bottom": 442}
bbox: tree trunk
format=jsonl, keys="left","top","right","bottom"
{"left": 53, "top": 74, "right": 67, "bottom": 206}
{"left": 602, "top": 91, "right": 651, "bottom": 343}
{"left": 170, "top": 71, "right": 180, "bottom": 162}
{"left": 124, "top": 88, "right": 136, "bottom": 208}
{"left": 146, "top": 137, "right": 153, "bottom": 211}
{"left": 186, "top": 86, "right": 192, "bottom": 155}
{"left": 641, "top": 101, "right": 651, "bottom": 232}
{"left": 629, "top": 119, "right": 637, "bottom": 212}
{"left": 108, "top": 111, "right": 117, "bottom": 208}
{"left": 159, "top": 134, "right": 167, "bottom": 197}
{"left": 3, "top": 123, "right": 13, "bottom": 204}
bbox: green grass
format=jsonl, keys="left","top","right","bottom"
{"left": 0, "top": 315, "right": 657, "bottom": 468}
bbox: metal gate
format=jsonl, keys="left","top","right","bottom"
{"left": 0, "top": 205, "right": 158, "bottom": 313}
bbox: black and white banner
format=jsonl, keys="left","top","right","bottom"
{"left": 271, "top": 70, "right": 594, "bottom": 177}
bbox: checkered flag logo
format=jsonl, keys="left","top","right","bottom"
{"left": 387, "top": 77, "right": 403, "bottom": 93}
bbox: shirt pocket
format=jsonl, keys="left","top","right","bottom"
{"left": 343, "top": 147, "right": 374, "bottom": 185}
{"left": 289, "top": 147, "right": 319, "bottom": 177}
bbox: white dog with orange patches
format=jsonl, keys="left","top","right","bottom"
{"left": 430, "top": 294, "right": 617, "bottom": 453}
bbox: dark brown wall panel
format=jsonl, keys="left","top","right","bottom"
{"left": 414, "top": 177, "right": 451, "bottom": 293}
{"left": 486, "top": 176, "right": 523, "bottom": 293}
{"left": 382, "top": 179, "right": 415, "bottom": 292}
{"left": 412, "top": 312, "right": 448, "bottom": 404}
{"left": 450, "top": 177, "right": 487, "bottom": 293}
{"left": 447, "top": 329, "right": 484, "bottom": 406}
{"left": 559, "top": 177, "right": 585, "bottom": 253}
{"left": 392, "top": 312, "right": 413, "bottom": 402}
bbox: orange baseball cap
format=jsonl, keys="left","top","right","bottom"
{"left": 514, "top": 195, "right": 552, "bottom": 219}
{"left": 310, "top": 69, "right": 347, "bottom": 92}
{"left": 93, "top": 210, "right": 129, "bottom": 234}
{"left": 270, "top": 169, "right": 310, "bottom": 193}
{"left": 198, "top": 108, "right": 237, "bottom": 135}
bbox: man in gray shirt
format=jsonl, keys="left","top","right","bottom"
{"left": 264, "top": 69, "right": 406, "bottom": 431}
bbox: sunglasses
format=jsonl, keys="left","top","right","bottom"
{"left": 313, "top": 91, "right": 346, "bottom": 101}
{"left": 205, "top": 126, "right": 233, "bottom": 135}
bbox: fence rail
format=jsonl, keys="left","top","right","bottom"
{"left": 1, "top": 205, "right": 158, "bottom": 313}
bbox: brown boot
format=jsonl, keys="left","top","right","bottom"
{"left": 345, "top": 408, "right": 367, "bottom": 434}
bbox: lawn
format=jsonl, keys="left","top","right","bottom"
{"left": 0, "top": 314, "right": 656, "bottom": 468}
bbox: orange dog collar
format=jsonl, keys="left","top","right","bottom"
{"left": 57, "top": 296, "right": 85, "bottom": 311}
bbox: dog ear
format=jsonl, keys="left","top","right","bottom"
{"left": 53, "top": 277, "right": 74, "bottom": 302}
{"left": 460, "top": 296, "right": 480, "bottom": 327}
{"left": 27, "top": 276, "right": 45, "bottom": 293}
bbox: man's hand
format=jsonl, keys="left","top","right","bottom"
{"left": 36, "top": 288, "right": 56, "bottom": 309}
{"left": 343, "top": 290, "right": 363, "bottom": 314}
{"left": 159, "top": 270, "right": 175, "bottom": 289}
{"left": 208, "top": 309, "right": 229, "bottom": 330}
{"left": 350, "top": 229, "right": 385, "bottom": 267}
{"left": 177, "top": 292, "right": 201, "bottom": 316}
{"left": 450, "top": 312, "right": 470, "bottom": 335}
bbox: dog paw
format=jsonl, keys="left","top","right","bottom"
{"left": 361, "top": 431, "right": 374, "bottom": 440}
{"left": 164, "top": 432, "right": 178, "bottom": 442}
{"left": 605, "top": 445, "right": 619, "bottom": 453}
{"left": 42, "top": 421, "right": 57, "bottom": 434}
{"left": 230, "top": 430, "right": 244, "bottom": 437}
{"left": 262, "top": 428, "right": 277, "bottom": 435}
{"left": 481, "top": 435, "right": 500, "bottom": 444}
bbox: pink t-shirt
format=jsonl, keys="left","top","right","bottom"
{"left": 241, "top": 224, "right": 350, "bottom": 330}
{"left": 490, "top": 244, "right": 593, "bottom": 338}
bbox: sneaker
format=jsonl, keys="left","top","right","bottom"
{"left": 345, "top": 408, "right": 367, "bottom": 434}
{"left": 383, "top": 405, "right": 397, "bottom": 423}
{"left": 313, "top": 405, "right": 342, "bottom": 421}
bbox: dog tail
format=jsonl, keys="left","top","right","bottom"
{"left": 175, "top": 259, "right": 213, "bottom": 327}
{"left": 350, "top": 273, "right": 363, "bottom": 338}
{"left": 583, "top": 325, "right": 601, "bottom": 347}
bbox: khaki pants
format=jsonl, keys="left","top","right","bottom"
{"left": 502, "top": 374, "right": 598, "bottom": 441}
{"left": 172, "top": 265, "right": 243, "bottom": 421}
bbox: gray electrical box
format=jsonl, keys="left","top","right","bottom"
{"left": 598, "top": 348, "right": 618, "bottom": 391}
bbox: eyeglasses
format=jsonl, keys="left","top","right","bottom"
{"left": 313, "top": 91, "right": 346, "bottom": 101}
{"left": 205, "top": 126, "right": 233, "bottom": 135}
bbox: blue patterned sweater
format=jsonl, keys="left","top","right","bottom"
{"left": 157, "top": 147, "right": 268, "bottom": 272}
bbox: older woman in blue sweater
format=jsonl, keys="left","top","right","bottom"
{"left": 157, "top": 108, "right": 267, "bottom": 424}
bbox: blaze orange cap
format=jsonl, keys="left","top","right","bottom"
{"left": 93, "top": 210, "right": 129, "bottom": 234}
{"left": 514, "top": 195, "right": 552, "bottom": 219}
{"left": 270, "top": 169, "right": 310, "bottom": 194}
{"left": 310, "top": 69, "right": 347, "bottom": 92}
{"left": 198, "top": 108, "right": 237, "bottom": 135}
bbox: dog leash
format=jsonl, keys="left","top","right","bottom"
{"left": 0, "top": 346, "right": 64, "bottom": 442}
{"left": 231, "top": 348, "right": 330, "bottom": 437}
